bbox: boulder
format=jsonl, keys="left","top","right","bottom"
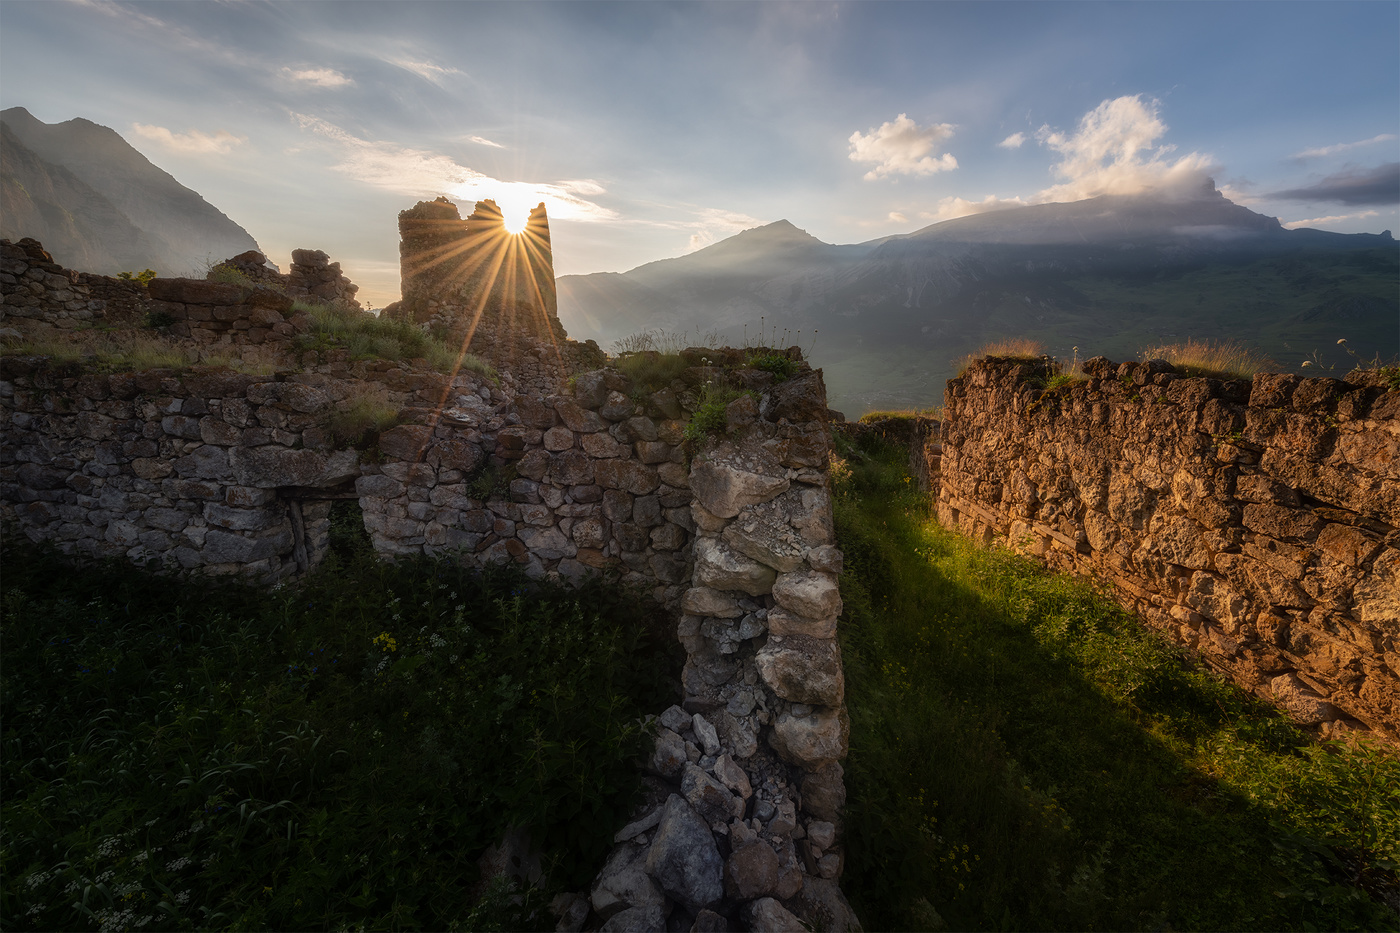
{"left": 645, "top": 795, "right": 723, "bottom": 912}
{"left": 694, "top": 538, "right": 777, "bottom": 596}
{"left": 681, "top": 763, "right": 743, "bottom": 824}
{"left": 690, "top": 442, "right": 790, "bottom": 519}
{"left": 769, "top": 706, "right": 849, "bottom": 768}
{"left": 755, "top": 635, "right": 844, "bottom": 705}
{"left": 591, "top": 843, "right": 665, "bottom": 919}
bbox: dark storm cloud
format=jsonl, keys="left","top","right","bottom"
{"left": 1269, "top": 163, "right": 1400, "bottom": 206}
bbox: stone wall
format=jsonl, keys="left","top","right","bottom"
{"left": 1, "top": 238, "right": 151, "bottom": 329}
{"left": 1, "top": 348, "right": 859, "bottom": 928}
{"left": 939, "top": 356, "right": 1399, "bottom": 739}
{"left": 386, "top": 197, "right": 568, "bottom": 354}
{"left": 213, "top": 248, "right": 362, "bottom": 311}
{"left": 1, "top": 239, "right": 360, "bottom": 347}
{"left": 572, "top": 365, "right": 859, "bottom": 933}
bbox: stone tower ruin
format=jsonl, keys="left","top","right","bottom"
{"left": 386, "top": 196, "right": 563, "bottom": 347}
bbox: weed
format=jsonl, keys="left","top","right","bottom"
{"left": 1140, "top": 339, "right": 1274, "bottom": 380}
{"left": 116, "top": 268, "right": 157, "bottom": 285}
{"left": 206, "top": 263, "right": 257, "bottom": 288}
{"left": 1336, "top": 338, "right": 1400, "bottom": 390}
{"left": 467, "top": 462, "right": 517, "bottom": 501}
{"left": 325, "top": 386, "right": 401, "bottom": 449}
{"left": 611, "top": 328, "right": 721, "bottom": 357}
{"left": 745, "top": 352, "right": 800, "bottom": 382}
{"left": 683, "top": 384, "right": 751, "bottom": 443}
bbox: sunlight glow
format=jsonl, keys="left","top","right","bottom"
{"left": 501, "top": 209, "right": 529, "bottom": 235}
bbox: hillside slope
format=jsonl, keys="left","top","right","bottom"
{"left": 1, "top": 107, "right": 259, "bottom": 275}
{"left": 558, "top": 185, "right": 1397, "bottom": 414}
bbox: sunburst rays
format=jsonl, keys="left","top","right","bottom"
{"left": 404, "top": 199, "right": 564, "bottom": 437}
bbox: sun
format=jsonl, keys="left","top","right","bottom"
{"left": 501, "top": 206, "right": 529, "bottom": 235}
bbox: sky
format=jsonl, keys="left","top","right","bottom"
{"left": 1, "top": 1, "right": 1397, "bottom": 310}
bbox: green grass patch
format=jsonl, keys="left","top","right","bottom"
{"left": 1, "top": 534, "right": 679, "bottom": 931}
{"left": 614, "top": 351, "right": 689, "bottom": 394}
{"left": 833, "top": 436, "right": 1399, "bottom": 931}
{"left": 745, "top": 352, "right": 800, "bottom": 382}
{"left": 683, "top": 384, "right": 752, "bottom": 444}
{"left": 292, "top": 304, "right": 493, "bottom": 378}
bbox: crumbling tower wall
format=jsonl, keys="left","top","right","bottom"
{"left": 389, "top": 196, "right": 563, "bottom": 343}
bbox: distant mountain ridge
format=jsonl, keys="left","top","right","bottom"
{"left": 558, "top": 185, "right": 1397, "bottom": 414}
{"left": 0, "top": 107, "right": 259, "bottom": 276}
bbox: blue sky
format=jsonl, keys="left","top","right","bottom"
{"left": 2, "top": 1, "right": 1396, "bottom": 308}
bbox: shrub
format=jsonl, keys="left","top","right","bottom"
{"left": 683, "top": 384, "right": 749, "bottom": 443}
{"left": 206, "top": 263, "right": 256, "bottom": 288}
{"left": 325, "top": 387, "right": 401, "bottom": 448}
{"left": 116, "top": 268, "right": 157, "bottom": 285}
{"left": 746, "top": 352, "right": 800, "bottom": 382}
{"left": 1140, "top": 339, "right": 1274, "bottom": 380}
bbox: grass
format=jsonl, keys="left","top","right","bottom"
{"left": 857, "top": 408, "right": 941, "bottom": 423}
{"left": 682, "top": 384, "right": 752, "bottom": 443}
{"left": 206, "top": 265, "right": 257, "bottom": 289}
{"left": 292, "top": 303, "right": 493, "bottom": 378}
{"left": 613, "top": 351, "right": 690, "bottom": 394}
{"left": 324, "top": 386, "right": 403, "bottom": 449}
{"left": 0, "top": 332, "right": 275, "bottom": 375}
{"left": 1140, "top": 339, "right": 1276, "bottom": 381}
{"left": 0, "top": 525, "right": 680, "bottom": 932}
{"left": 974, "top": 337, "right": 1047, "bottom": 360}
{"left": 833, "top": 434, "right": 1400, "bottom": 932}
{"left": 610, "top": 327, "right": 721, "bottom": 357}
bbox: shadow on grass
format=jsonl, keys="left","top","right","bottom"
{"left": 832, "top": 437, "right": 1399, "bottom": 932}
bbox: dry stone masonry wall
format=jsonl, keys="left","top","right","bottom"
{"left": 1, "top": 238, "right": 151, "bottom": 329}
{"left": 940, "top": 356, "right": 1400, "bottom": 740}
{"left": 2, "top": 226, "right": 859, "bottom": 928}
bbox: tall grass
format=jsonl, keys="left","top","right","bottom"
{"left": 0, "top": 536, "right": 679, "bottom": 931}
{"left": 1140, "top": 339, "right": 1275, "bottom": 381}
{"left": 324, "top": 384, "right": 403, "bottom": 448}
{"left": 833, "top": 435, "right": 1399, "bottom": 931}
{"left": 293, "top": 304, "right": 493, "bottom": 377}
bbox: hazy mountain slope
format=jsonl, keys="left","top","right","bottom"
{"left": 557, "top": 187, "right": 1397, "bottom": 415}
{"left": 1, "top": 123, "right": 167, "bottom": 273}
{"left": 1, "top": 107, "right": 259, "bottom": 275}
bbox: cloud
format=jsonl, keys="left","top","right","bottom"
{"left": 282, "top": 67, "right": 354, "bottom": 89}
{"left": 1269, "top": 163, "right": 1400, "bottom": 206}
{"left": 997, "top": 132, "right": 1026, "bottom": 150}
{"left": 558, "top": 179, "right": 608, "bottom": 196}
{"left": 290, "top": 113, "right": 616, "bottom": 223}
{"left": 1294, "top": 134, "right": 1397, "bottom": 161}
{"left": 466, "top": 135, "right": 505, "bottom": 149}
{"left": 130, "top": 123, "right": 246, "bottom": 154}
{"left": 1033, "top": 95, "right": 1216, "bottom": 202}
{"left": 920, "top": 194, "right": 1029, "bottom": 223}
{"left": 848, "top": 114, "right": 957, "bottom": 180}
{"left": 888, "top": 211, "right": 908, "bottom": 223}
{"left": 1281, "top": 209, "right": 1380, "bottom": 230}
{"left": 686, "top": 208, "right": 764, "bottom": 251}
{"left": 389, "top": 58, "right": 464, "bottom": 85}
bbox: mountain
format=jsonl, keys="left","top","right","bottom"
{"left": 0, "top": 107, "right": 259, "bottom": 275}
{"left": 558, "top": 184, "right": 1398, "bottom": 415}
